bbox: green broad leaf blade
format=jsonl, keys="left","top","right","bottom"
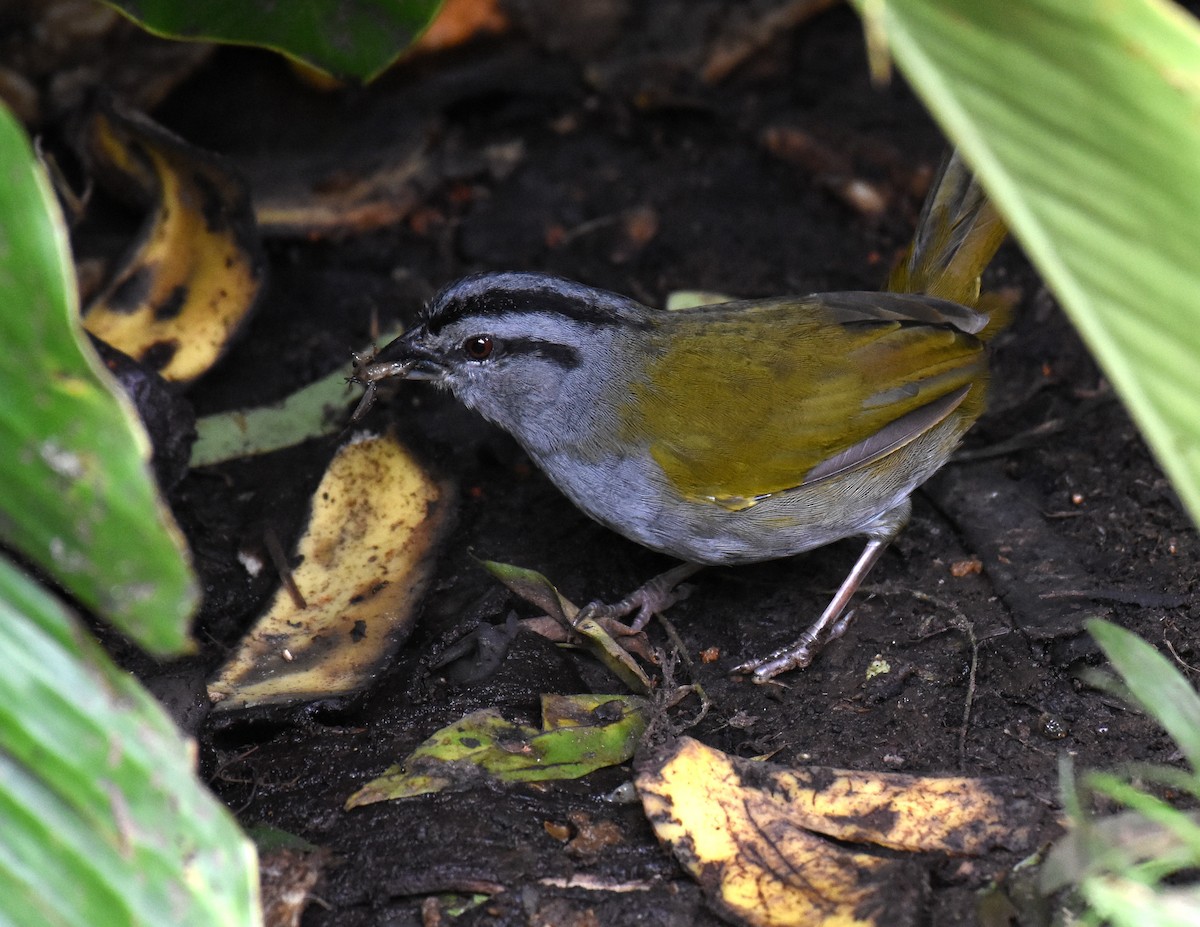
{"left": 346, "top": 709, "right": 517, "bottom": 806}
{"left": 346, "top": 694, "right": 649, "bottom": 807}
{"left": 852, "top": 0, "right": 1200, "bottom": 529}
{"left": 105, "top": 0, "right": 443, "bottom": 83}
{"left": 0, "top": 104, "right": 197, "bottom": 654}
{"left": 1086, "top": 618, "right": 1200, "bottom": 774}
{"left": 245, "top": 824, "right": 321, "bottom": 855}
{"left": 0, "top": 555, "right": 260, "bottom": 927}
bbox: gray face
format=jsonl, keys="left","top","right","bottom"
{"left": 402, "top": 313, "right": 589, "bottom": 438}
{"left": 376, "top": 272, "right": 651, "bottom": 456}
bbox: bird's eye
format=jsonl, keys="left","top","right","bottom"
{"left": 463, "top": 335, "right": 495, "bottom": 361}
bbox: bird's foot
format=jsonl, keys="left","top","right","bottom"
{"left": 734, "top": 534, "right": 894, "bottom": 682}
{"left": 733, "top": 609, "right": 856, "bottom": 682}
{"left": 577, "top": 563, "right": 703, "bottom": 632}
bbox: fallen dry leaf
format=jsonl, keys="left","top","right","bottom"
{"left": 636, "top": 737, "right": 1044, "bottom": 927}
{"left": 208, "top": 432, "right": 451, "bottom": 710}
{"left": 82, "top": 97, "right": 264, "bottom": 383}
{"left": 410, "top": 0, "right": 510, "bottom": 54}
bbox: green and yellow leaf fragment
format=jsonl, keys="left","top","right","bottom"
{"left": 208, "top": 433, "right": 451, "bottom": 710}
{"left": 482, "top": 560, "right": 654, "bottom": 694}
{"left": 82, "top": 97, "right": 265, "bottom": 383}
{"left": 636, "top": 737, "right": 1044, "bottom": 927}
{"left": 346, "top": 693, "right": 649, "bottom": 808}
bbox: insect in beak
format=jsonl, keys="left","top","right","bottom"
{"left": 346, "top": 349, "right": 418, "bottom": 425}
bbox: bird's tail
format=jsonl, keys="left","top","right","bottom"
{"left": 887, "top": 150, "right": 1009, "bottom": 339}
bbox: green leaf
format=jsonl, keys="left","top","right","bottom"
{"left": 1085, "top": 773, "right": 1200, "bottom": 874}
{"left": 1086, "top": 618, "right": 1200, "bottom": 774}
{"left": 1045, "top": 629, "right": 1200, "bottom": 924}
{"left": 664, "top": 290, "right": 735, "bottom": 311}
{"left": 190, "top": 327, "right": 402, "bottom": 468}
{"left": 106, "top": 0, "right": 444, "bottom": 83}
{"left": 1042, "top": 809, "right": 1197, "bottom": 893}
{"left": 245, "top": 824, "right": 320, "bottom": 855}
{"left": 1083, "top": 879, "right": 1200, "bottom": 927}
{"left": 346, "top": 694, "right": 649, "bottom": 807}
{"left": 0, "top": 555, "right": 260, "bottom": 927}
{"left": 0, "top": 103, "right": 197, "bottom": 654}
{"left": 481, "top": 560, "right": 580, "bottom": 625}
{"left": 481, "top": 560, "right": 654, "bottom": 693}
{"left": 852, "top": 0, "right": 1200, "bottom": 529}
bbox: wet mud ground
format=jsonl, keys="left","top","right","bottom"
{"left": 94, "top": 4, "right": 1200, "bottom": 925}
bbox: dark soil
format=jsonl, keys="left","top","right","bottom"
{"left": 81, "top": 4, "right": 1200, "bottom": 925}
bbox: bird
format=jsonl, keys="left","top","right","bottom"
{"left": 351, "top": 151, "right": 1007, "bottom": 680}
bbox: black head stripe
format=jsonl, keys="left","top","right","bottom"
{"left": 424, "top": 272, "right": 651, "bottom": 334}
{"left": 504, "top": 338, "right": 581, "bottom": 369}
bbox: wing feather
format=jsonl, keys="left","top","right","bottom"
{"left": 623, "top": 294, "right": 987, "bottom": 506}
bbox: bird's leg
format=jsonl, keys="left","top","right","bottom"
{"left": 578, "top": 562, "right": 703, "bottom": 632}
{"left": 735, "top": 500, "right": 910, "bottom": 682}
{"left": 734, "top": 538, "right": 889, "bottom": 681}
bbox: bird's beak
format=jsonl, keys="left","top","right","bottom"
{"left": 370, "top": 327, "right": 448, "bottom": 380}
{"left": 347, "top": 327, "right": 444, "bottom": 424}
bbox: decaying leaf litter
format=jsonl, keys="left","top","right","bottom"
{"left": 52, "top": 2, "right": 1200, "bottom": 925}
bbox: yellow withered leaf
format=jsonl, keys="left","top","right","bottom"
{"left": 754, "top": 760, "right": 1040, "bottom": 856}
{"left": 636, "top": 738, "right": 1043, "bottom": 927}
{"left": 208, "top": 433, "right": 451, "bottom": 710}
{"left": 82, "top": 97, "right": 265, "bottom": 383}
{"left": 637, "top": 738, "right": 923, "bottom": 927}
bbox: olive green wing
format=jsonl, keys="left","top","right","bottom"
{"left": 628, "top": 294, "right": 987, "bottom": 508}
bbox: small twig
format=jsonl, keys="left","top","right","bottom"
{"left": 656, "top": 610, "right": 695, "bottom": 674}
{"left": 655, "top": 611, "right": 713, "bottom": 727}
{"left": 557, "top": 213, "right": 620, "bottom": 245}
{"left": 233, "top": 778, "right": 261, "bottom": 817}
{"left": 1040, "top": 588, "right": 1189, "bottom": 609}
{"left": 368, "top": 303, "right": 381, "bottom": 343}
{"left": 1162, "top": 627, "right": 1200, "bottom": 677}
{"left": 212, "top": 744, "right": 261, "bottom": 782}
{"left": 263, "top": 527, "right": 307, "bottom": 610}
{"left": 641, "top": 646, "right": 710, "bottom": 736}
{"left": 952, "top": 417, "right": 1066, "bottom": 462}
{"left": 907, "top": 589, "right": 979, "bottom": 772}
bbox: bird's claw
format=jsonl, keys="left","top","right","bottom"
{"left": 734, "top": 609, "right": 857, "bottom": 682}
{"left": 576, "top": 564, "right": 701, "bottom": 632}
